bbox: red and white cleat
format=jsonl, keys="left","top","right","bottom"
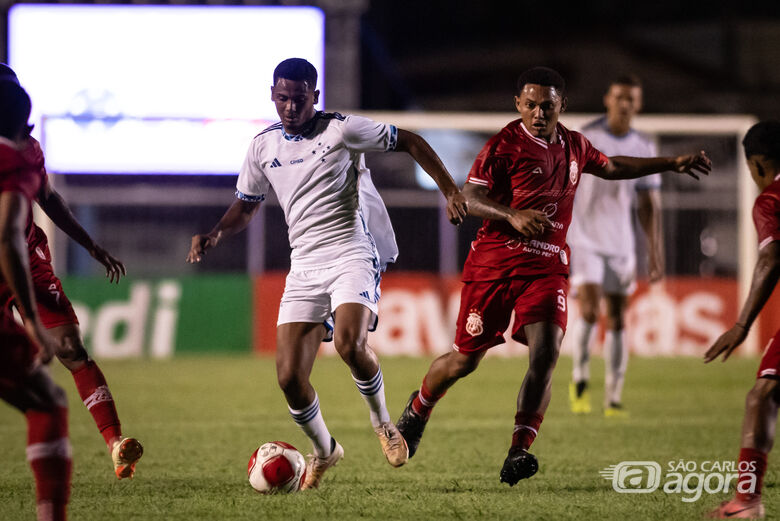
{"left": 112, "top": 437, "right": 144, "bottom": 480}
{"left": 707, "top": 497, "right": 765, "bottom": 519}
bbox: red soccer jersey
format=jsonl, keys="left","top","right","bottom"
{"left": 0, "top": 137, "right": 46, "bottom": 241}
{"left": 753, "top": 175, "right": 780, "bottom": 250}
{"left": 462, "top": 120, "right": 608, "bottom": 281}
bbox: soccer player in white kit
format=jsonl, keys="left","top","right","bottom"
{"left": 567, "top": 75, "right": 663, "bottom": 417}
{"left": 187, "top": 58, "right": 468, "bottom": 489}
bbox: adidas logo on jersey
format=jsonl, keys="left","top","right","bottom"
{"left": 270, "top": 158, "right": 282, "bottom": 168}
{"left": 532, "top": 167, "right": 543, "bottom": 175}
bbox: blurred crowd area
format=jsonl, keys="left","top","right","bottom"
{"left": 3, "top": 1, "right": 775, "bottom": 280}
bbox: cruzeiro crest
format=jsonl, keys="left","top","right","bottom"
{"left": 569, "top": 159, "right": 579, "bottom": 185}
{"left": 465, "top": 309, "right": 484, "bottom": 337}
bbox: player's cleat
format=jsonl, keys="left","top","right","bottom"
{"left": 373, "top": 421, "right": 408, "bottom": 467}
{"left": 499, "top": 446, "right": 539, "bottom": 486}
{"left": 111, "top": 437, "right": 143, "bottom": 480}
{"left": 604, "top": 403, "right": 630, "bottom": 419}
{"left": 707, "top": 497, "right": 765, "bottom": 518}
{"left": 396, "top": 390, "right": 429, "bottom": 459}
{"left": 568, "top": 382, "right": 592, "bottom": 414}
{"left": 301, "top": 438, "right": 344, "bottom": 490}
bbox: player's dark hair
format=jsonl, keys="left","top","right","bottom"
{"left": 0, "top": 81, "right": 31, "bottom": 140}
{"left": 743, "top": 121, "right": 780, "bottom": 162}
{"left": 273, "top": 58, "right": 317, "bottom": 89}
{"left": 609, "top": 73, "right": 642, "bottom": 89}
{"left": 0, "top": 63, "right": 19, "bottom": 85}
{"left": 516, "top": 67, "right": 566, "bottom": 96}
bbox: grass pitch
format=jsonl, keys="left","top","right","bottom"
{"left": 0, "top": 354, "right": 776, "bottom": 520}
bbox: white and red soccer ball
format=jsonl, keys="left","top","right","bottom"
{"left": 247, "top": 441, "right": 306, "bottom": 494}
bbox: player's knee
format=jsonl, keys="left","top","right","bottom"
{"left": 605, "top": 317, "right": 625, "bottom": 331}
{"left": 50, "top": 384, "right": 68, "bottom": 408}
{"left": 277, "top": 367, "right": 306, "bottom": 396}
{"left": 747, "top": 379, "right": 780, "bottom": 410}
{"left": 528, "top": 344, "right": 560, "bottom": 374}
{"left": 450, "top": 353, "right": 481, "bottom": 378}
{"left": 333, "top": 330, "right": 368, "bottom": 362}
{"left": 55, "top": 334, "right": 88, "bottom": 365}
{"left": 580, "top": 307, "right": 599, "bottom": 324}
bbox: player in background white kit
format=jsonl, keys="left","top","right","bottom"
{"left": 187, "top": 58, "right": 468, "bottom": 489}
{"left": 567, "top": 75, "right": 664, "bottom": 417}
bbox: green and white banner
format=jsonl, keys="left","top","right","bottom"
{"left": 60, "top": 275, "right": 252, "bottom": 358}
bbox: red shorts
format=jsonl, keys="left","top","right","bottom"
{"left": 453, "top": 274, "right": 569, "bottom": 353}
{"left": 0, "top": 311, "right": 38, "bottom": 392}
{"left": 0, "top": 229, "right": 79, "bottom": 329}
{"left": 757, "top": 330, "right": 780, "bottom": 379}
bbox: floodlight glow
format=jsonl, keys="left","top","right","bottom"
{"left": 8, "top": 5, "right": 325, "bottom": 174}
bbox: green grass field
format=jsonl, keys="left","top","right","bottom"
{"left": 0, "top": 354, "right": 776, "bottom": 520}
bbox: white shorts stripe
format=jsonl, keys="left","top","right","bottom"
{"left": 26, "top": 437, "right": 72, "bottom": 461}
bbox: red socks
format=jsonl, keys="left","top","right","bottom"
{"left": 26, "top": 407, "right": 72, "bottom": 518}
{"left": 735, "top": 448, "right": 767, "bottom": 503}
{"left": 511, "top": 411, "right": 544, "bottom": 450}
{"left": 411, "top": 379, "right": 446, "bottom": 420}
{"left": 72, "top": 361, "right": 121, "bottom": 445}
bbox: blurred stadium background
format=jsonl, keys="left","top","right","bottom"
{"left": 2, "top": 1, "right": 779, "bottom": 360}
{"left": 3, "top": 1, "right": 780, "bottom": 519}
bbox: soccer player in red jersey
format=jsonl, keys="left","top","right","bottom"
{"left": 704, "top": 121, "right": 780, "bottom": 519}
{"left": 396, "top": 66, "right": 711, "bottom": 485}
{"left": 0, "top": 80, "right": 73, "bottom": 521}
{"left": 0, "top": 64, "right": 142, "bottom": 479}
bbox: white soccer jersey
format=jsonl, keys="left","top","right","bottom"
{"left": 236, "top": 112, "right": 399, "bottom": 270}
{"left": 567, "top": 117, "right": 661, "bottom": 256}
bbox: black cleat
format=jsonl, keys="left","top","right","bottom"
{"left": 396, "top": 390, "right": 428, "bottom": 459}
{"left": 499, "top": 447, "right": 538, "bottom": 486}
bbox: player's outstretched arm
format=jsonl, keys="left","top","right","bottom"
{"left": 704, "top": 241, "right": 780, "bottom": 362}
{"left": 462, "top": 183, "right": 550, "bottom": 238}
{"left": 187, "top": 199, "right": 261, "bottom": 263}
{"left": 0, "top": 192, "right": 58, "bottom": 363}
{"left": 595, "top": 151, "right": 711, "bottom": 181}
{"left": 38, "top": 180, "right": 126, "bottom": 283}
{"left": 394, "top": 129, "right": 468, "bottom": 225}
{"left": 637, "top": 188, "right": 664, "bottom": 282}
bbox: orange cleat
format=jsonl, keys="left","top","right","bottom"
{"left": 707, "top": 497, "right": 765, "bottom": 519}
{"left": 112, "top": 437, "right": 143, "bottom": 480}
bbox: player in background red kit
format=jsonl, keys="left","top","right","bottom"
{"left": 0, "top": 80, "right": 73, "bottom": 521}
{"left": 396, "top": 66, "right": 711, "bottom": 485}
{"left": 0, "top": 64, "right": 142, "bottom": 479}
{"left": 705, "top": 121, "right": 780, "bottom": 519}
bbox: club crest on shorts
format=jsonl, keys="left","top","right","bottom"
{"left": 569, "top": 160, "right": 579, "bottom": 185}
{"left": 465, "top": 309, "right": 484, "bottom": 337}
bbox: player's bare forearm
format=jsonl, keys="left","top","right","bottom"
{"left": 735, "top": 242, "right": 780, "bottom": 331}
{"left": 462, "top": 183, "right": 550, "bottom": 237}
{"left": 210, "top": 199, "right": 261, "bottom": 239}
{"left": 637, "top": 189, "right": 664, "bottom": 280}
{"left": 704, "top": 243, "right": 780, "bottom": 363}
{"left": 395, "top": 129, "right": 467, "bottom": 224}
{"left": 0, "top": 192, "right": 40, "bottom": 322}
{"left": 39, "top": 183, "right": 98, "bottom": 252}
{"left": 187, "top": 199, "right": 260, "bottom": 263}
{"left": 596, "top": 151, "right": 711, "bottom": 181}
{"left": 462, "top": 183, "right": 511, "bottom": 221}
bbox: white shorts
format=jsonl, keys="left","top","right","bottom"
{"left": 277, "top": 257, "right": 381, "bottom": 340}
{"left": 570, "top": 248, "right": 636, "bottom": 296}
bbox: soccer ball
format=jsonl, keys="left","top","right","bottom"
{"left": 247, "top": 441, "right": 306, "bottom": 494}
